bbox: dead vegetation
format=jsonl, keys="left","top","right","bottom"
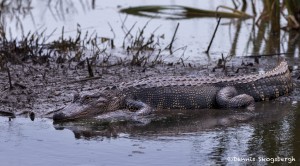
{"left": 0, "top": 18, "right": 183, "bottom": 74}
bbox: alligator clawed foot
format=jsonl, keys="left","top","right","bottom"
{"left": 130, "top": 101, "right": 154, "bottom": 125}
{"left": 131, "top": 115, "right": 152, "bottom": 125}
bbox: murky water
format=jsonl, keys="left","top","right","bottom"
{"left": 2, "top": 0, "right": 300, "bottom": 165}
{"left": 3, "top": 0, "right": 270, "bottom": 61}
{"left": 1, "top": 102, "right": 299, "bottom": 165}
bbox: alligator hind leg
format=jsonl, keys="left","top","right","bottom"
{"left": 216, "top": 87, "right": 255, "bottom": 110}
{"left": 125, "top": 99, "right": 154, "bottom": 116}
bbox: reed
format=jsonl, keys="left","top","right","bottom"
{"left": 285, "top": 0, "right": 300, "bottom": 29}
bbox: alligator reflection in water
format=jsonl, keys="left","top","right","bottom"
{"left": 53, "top": 102, "right": 293, "bottom": 140}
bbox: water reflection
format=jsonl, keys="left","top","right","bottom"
{"left": 1, "top": 0, "right": 300, "bottom": 59}
{"left": 0, "top": 0, "right": 96, "bottom": 39}
{"left": 0, "top": 0, "right": 33, "bottom": 33}
{"left": 52, "top": 101, "right": 299, "bottom": 165}
{"left": 45, "top": 0, "right": 94, "bottom": 21}
{"left": 53, "top": 102, "right": 292, "bottom": 139}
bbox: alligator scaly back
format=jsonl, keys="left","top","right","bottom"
{"left": 118, "top": 60, "right": 291, "bottom": 90}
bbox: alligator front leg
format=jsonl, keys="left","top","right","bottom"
{"left": 216, "top": 87, "right": 255, "bottom": 110}
{"left": 124, "top": 99, "right": 154, "bottom": 125}
{"left": 126, "top": 99, "right": 154, "bottom": 116}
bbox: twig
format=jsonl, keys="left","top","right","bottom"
{"left": 7, "top": 66, "right": 13, "bottom": 90}
{"left": 107, "top": 22, "right": 116, "bottom": 38}
{"left": 168, "top": 22, "right": 180, "bottom": 52}
{"left": 0, "top": 110, "right": 15, "bottom": 117}
{"left": 180, "top": 57, "right": 185, "bottom": 67}
{"left": 107, "top": 22, "right": 116, "bottom": 49}
{"left": 205, "top": 17, "right": 221, "bottom": 53}
{"left": 86, "top": 58, "right": 94, "bottom": 77}
{"left": 122, "top": 22, "right": 137, "bottom": 48}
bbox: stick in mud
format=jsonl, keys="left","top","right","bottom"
{"left": 86, "top": 58, "right": 94, "bottom": 77}
{"left": 168, "top": 23, "right": 180, "bottom": 53}
{"left": 7, "top": 66, "right": 13, "bottom": 90}
{"left": 205, "top": 17, "right": 221, "bottom": 54}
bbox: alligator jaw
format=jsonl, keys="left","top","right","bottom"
{"left": 53, "top": 103, "right": 90, "bottom": 121}
{"left": 53, "top": 96, "right": 109, "bottom": 122}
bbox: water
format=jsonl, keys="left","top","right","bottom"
{"left": 0, "top": 116, "right": 201, "bottom": 166}
{"left": 2, "top": 0, "right": 271, "bottom": 61}
{"left": 1, "top": 0, "right": 300, "bottom": 165}
{"left": 1, "top": 102, "right": 299, "bottom": 165}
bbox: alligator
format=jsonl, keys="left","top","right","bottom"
{"left": 53, "top": 60, "right": 293, "bottom": 122}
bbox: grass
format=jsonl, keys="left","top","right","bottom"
{"left": 121, "top": 20, "right": 179, "bottom": 66}
{"left": 0, "top": 19, "right": 180, "bottom": 72}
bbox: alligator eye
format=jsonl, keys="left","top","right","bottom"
{"left": 84, "top": 96, "right": 91, "bottom": 101}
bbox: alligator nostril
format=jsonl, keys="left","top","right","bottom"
{"left": 53, "top": 112, "right": 66, "bottom": 121}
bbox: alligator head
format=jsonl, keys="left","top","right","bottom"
{"left": 53, "top": 93, "right": 111, "bottom": 122}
